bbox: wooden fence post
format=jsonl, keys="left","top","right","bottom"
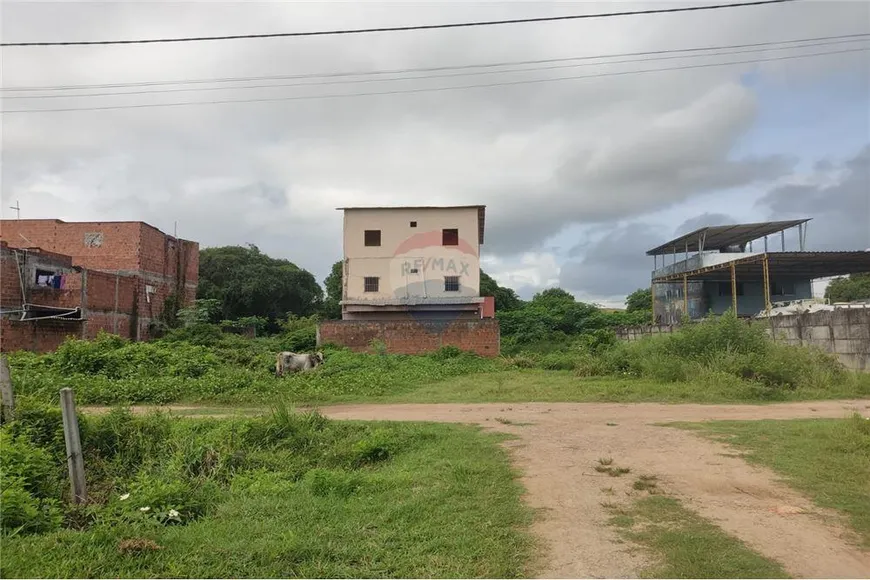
{"left": 0, "top": 354, "right": 14, "bottom": 423}
{"left": 60, "top": 388, "right": 88, "bottom": 504}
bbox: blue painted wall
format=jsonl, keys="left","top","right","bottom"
{"left": 704, "top": 277, "right": 812, "bottom": 317}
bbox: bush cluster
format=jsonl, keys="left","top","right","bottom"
{"left": 0, "top": 400, "right": 425, "bottom": 537}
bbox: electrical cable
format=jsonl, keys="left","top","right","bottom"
{"left": 1, "top": 0, "right": 797, "bottom": 47}
{"left": 4, "top": 45, "right": 864, "bottom": 114}
{"left": 5, "top": 36, "right": 866, "bottom": 100}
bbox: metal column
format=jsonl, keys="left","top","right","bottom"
{"left": 683, "top": 274, "right": 689, "bottom": 319}
{"left": 730, "top": 262, "right": 738, "bottom": 315}
{"left": 762, "top": 254, "right": 772, "bottom": 313}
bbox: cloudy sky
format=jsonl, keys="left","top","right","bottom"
{"left": 2, "top": 0, "right": 869, "bottom": 306}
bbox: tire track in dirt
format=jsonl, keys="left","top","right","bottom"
{"left": 317, "top": 400, "right": 870, "bottom": 579}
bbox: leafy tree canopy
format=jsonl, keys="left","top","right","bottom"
{"left": 625, "top": 288, "right": 652, "bottom": 312}
{"left": 825, "top": 273, "right": 870, "bottom": 303}
{"left": 480, "top": 271, "right": 523, "bottom": 311}
{"left": 197, "top": 244, "right": 323, "bottom": 321}
{"left": 321, "top": 261, "right": 344, "bottom": 320}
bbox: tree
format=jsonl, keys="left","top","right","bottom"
{"left": 197, "top": 244, "right": 323, "bottom": 323}
{"left": 825, "top": 273, "right": 870, "bottom": 303}
{"left": 531, "top": 287, "right": 576, "bottom": 308}
{"left": 625, "top": 288, "right": 652, "bottom": 312}
{"left": 480, "top": 271, "right": 523, "bottom": 311}
{"left": 321, "top": 260, "right": 343, "bottom": 319}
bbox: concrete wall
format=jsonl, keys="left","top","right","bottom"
{"left": 615, "top": 309, "right": 870, "bottom": 371}
{"left": 763, "top": 308, "right": 870, "bottom": 371}
{"left": 342, "top": 208, "right": 481, "bottom": 302}
{"left": 317, "top": 318, "right": 500, "bottom": 357}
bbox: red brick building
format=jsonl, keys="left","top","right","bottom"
{"left": 1, "top": 219, "right": 198, "bottom": 353}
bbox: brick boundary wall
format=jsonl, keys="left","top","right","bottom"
{"left": 614, "top": 309, "right": 870, "bottom": 371}
{"left": 316, "top": 319, "right": 500, "bottom": 357}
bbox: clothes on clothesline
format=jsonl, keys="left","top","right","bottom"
{"left": 36, "top": 274, "right": 66, "bottom": 289}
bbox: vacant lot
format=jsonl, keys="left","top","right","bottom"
{"left": 1, "top": 405, "right": 533, "bottom": 578}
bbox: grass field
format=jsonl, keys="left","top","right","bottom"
{"left": 370, "top": 370, "right": 870, "bottom": 405}
{"left": 9, "top": 315, "right": 870, "bottom": 407}
{"left": 606, "top": 495, "right": 789, "bottom": 579}
{"left": 1, "top": 406, "right": 535, "bottom": 578}
{"left": 672, "top": 414, "right": 870, "bottom": 548}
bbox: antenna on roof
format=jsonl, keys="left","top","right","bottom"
{"left": 8, "top": 200, "right": 20, "bottom": 219}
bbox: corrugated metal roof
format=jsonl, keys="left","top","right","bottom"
{"left": 646, "top": 219, "right": 811, "bottom": 256}
{"left": 336, "top": 205, "right": 486, "bottom": 245}
{"left": 652, "top": 251, "right": 870, "bottom": 282}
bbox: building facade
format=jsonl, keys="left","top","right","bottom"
{"left": 0, "top": 219, "right": 198, "bottom": 352}
{"left": 339, "top": 206, "right": 489, "bottom": 320}
{"left": 318, "top": 205, "right": 499, "bottom": 357}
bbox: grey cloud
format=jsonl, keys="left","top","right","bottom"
{"left": 559, "top": 222, "right": 665, "bottom": 297}
{"left": 3, "top": 1, "right": 868, "bottom": 284}
{"left": 673, "top": 213, "right": 738, "bottom": 236}
{"left": 757, "top": 145, "right": 870, "bottom": 251}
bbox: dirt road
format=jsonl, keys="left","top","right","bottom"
{"left": 85, "top": 399, "right": 870, "bottom": 578}
{"left": 319, "top": 400, "right": 870, "bottom": 579}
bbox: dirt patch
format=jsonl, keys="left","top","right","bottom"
{"left": 82, "top": 400, "right": 870, "bottom": 578}
{"left": 318, "top": 400, "right": 870, "bottom": 579}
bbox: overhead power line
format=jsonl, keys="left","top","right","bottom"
{"left": 4, "top": 45, "right": 864, "bottom": 114}
{"left": 1, "top": 0, "right": 797, "bottom": 47}
{"left": 5, "top": 31, "right": 865, "bottom": 93}
{"left": 6, "top": 37, "right": 866, "bottom": 100}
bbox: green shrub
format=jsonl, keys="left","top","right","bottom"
{"left": 0, "top": 430, "right": 60, "bottom": 500}
{"left": 429, "top": 345, "right": 465, "bottom": 360}
{"left": 113, "top": 471, "right": 223, "bottom": 525}
{"left": 1, "top": 478, "right": 63, "bottom": 535}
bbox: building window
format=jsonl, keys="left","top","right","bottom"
{"left": 718, "top": 282, "right": 744, "bottom": 296}
{"left": 772, "top": 281, "right": 795, "bottom": 296}
{"left": 364, "top": 230, "right": 381, "bottom": 246}
{"left": 410, "top": 221, "right": 417, "bottom": 227}
{"left": 34, "top": 268, "right": 60, "bottom": 287}
{"left": 444, "top": 276, "right": 460, "bottom": 292}
{"left": 364, "top": 277, "right": 379, "bottom": 292}
{"left": 442, "top": 228, "right": 459, "bottom": 246}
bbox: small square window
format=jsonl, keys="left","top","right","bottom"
{"left": 444, "top": 276, "right": 460, "bottom": 292}
{"left": 364, "top": 230, "right": 381, "bottom": 246}
{"left": 410, "top": 221, "right": 417, "bottom": 227}
{"left": 442, "top": 228, "right": 459, "bottom": 246}
{"left": 364, "top": 277, "right": 379, "bottom": 292}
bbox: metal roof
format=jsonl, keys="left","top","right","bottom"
{"left": 337, "top": 205, "right": 486, "bottom": 245}
{"left": 652, "top": 251, "right": 870, "bottom": 282}
{"left": 646, "top": 219, "right": 811, "bottom": 256}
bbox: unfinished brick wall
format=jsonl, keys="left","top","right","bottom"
{"left": 317, "top": 319, "right": 500, "bottom": 357}
{"left": 0, "top": 318, "right": 81, "bottom": 353}
{"left": 1, "top": 219, "right": 200, "bottom": 345}
{"left": 1, "top": 220, "right": 143, "bottom": 272}
{"left": 1, "top": 244, "right": 23, "bottom": 308}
